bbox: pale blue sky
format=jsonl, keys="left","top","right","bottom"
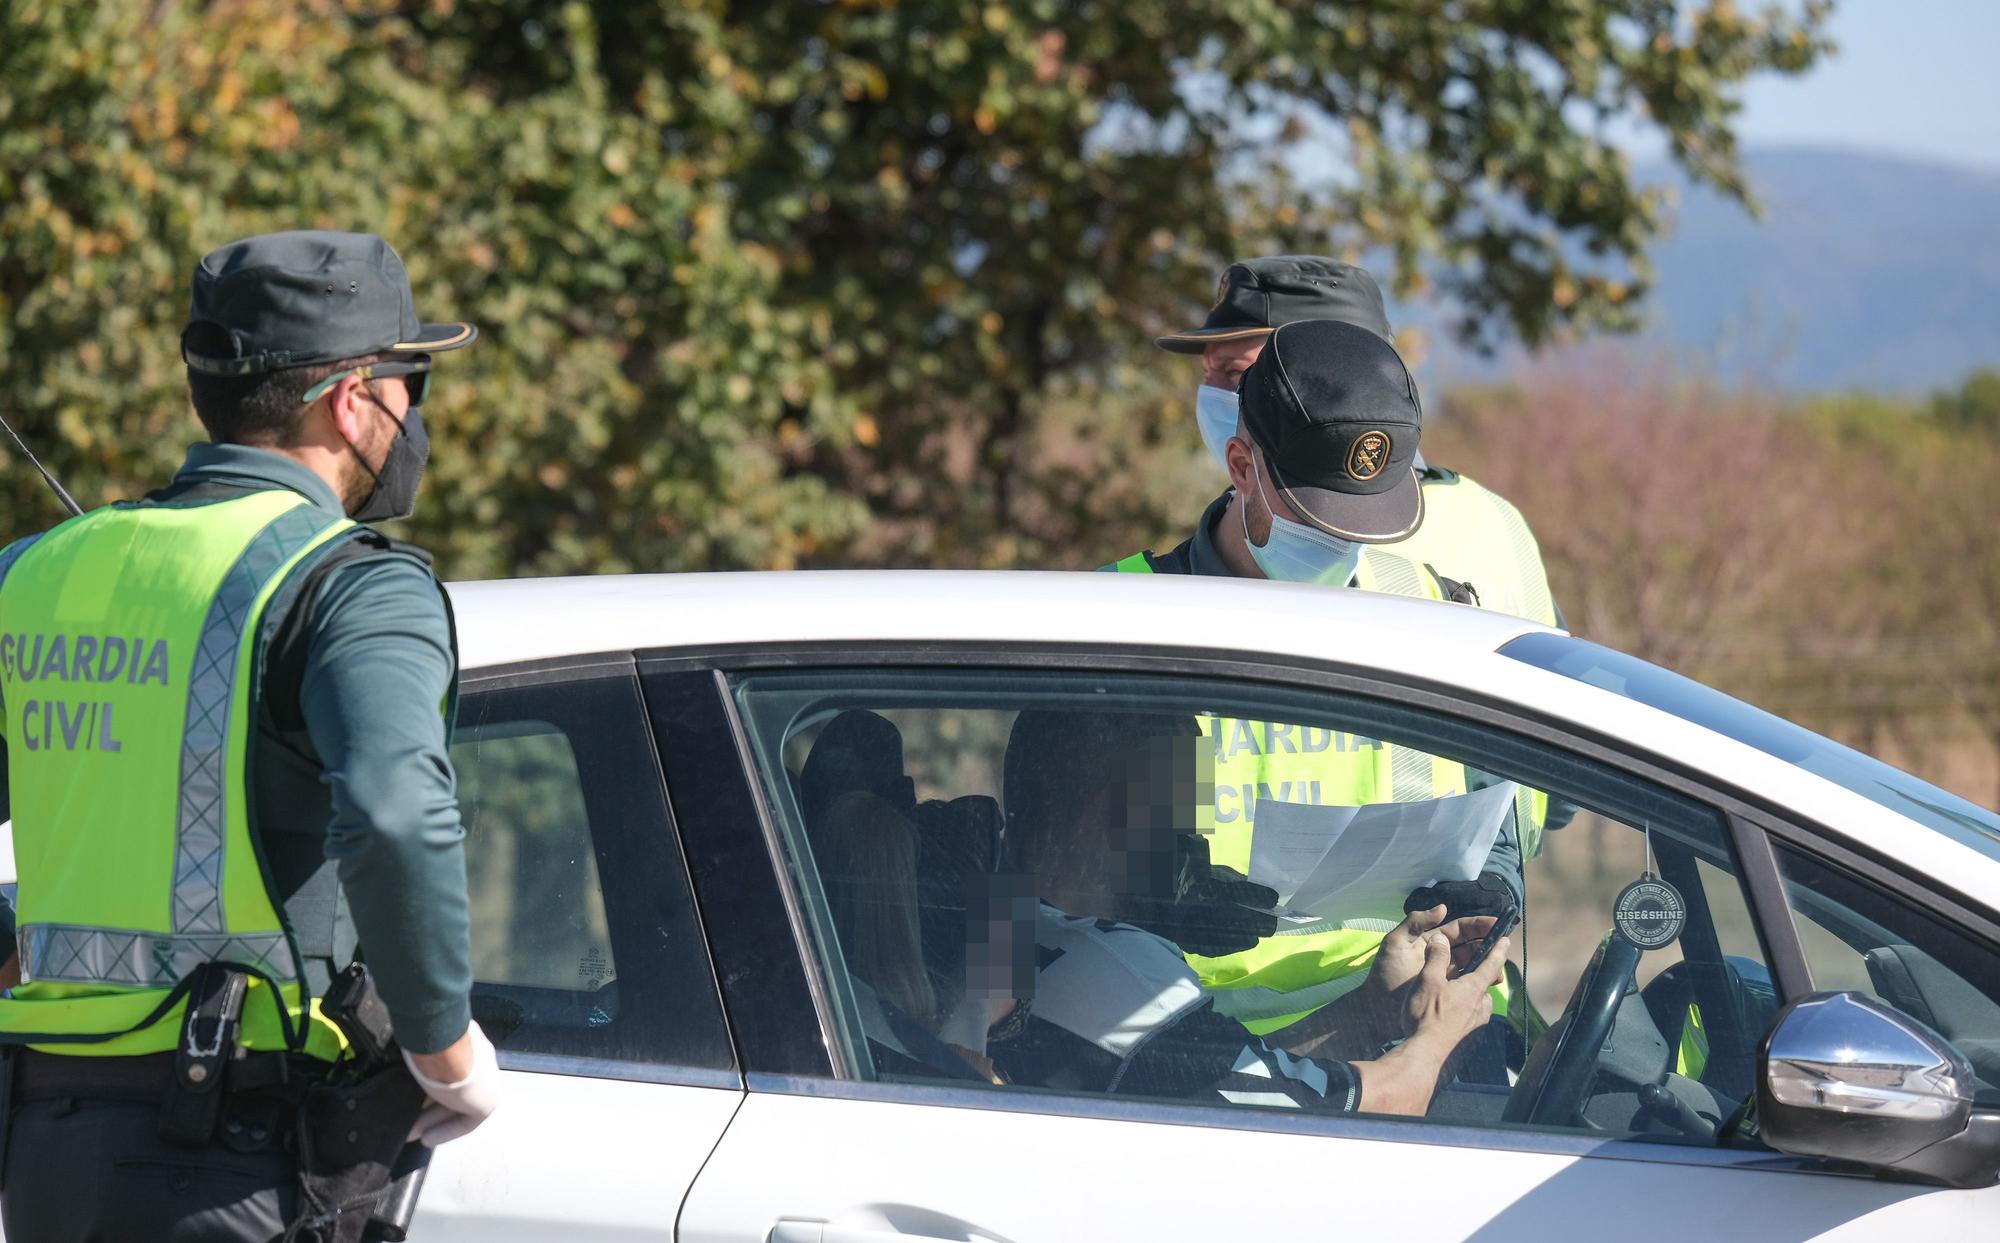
{"left": 1718, "top": 0, "right": 1998, "bottom": 170}
{"left": 1257, "top": 1, "right": 2000, "bottom": 187}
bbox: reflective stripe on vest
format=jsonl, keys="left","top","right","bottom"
{"left": 1351, "top": 547, "right": 1442, "bottom": 601}
{"left": 19, "top": 923, "right": 296, "bottom": 990}
{"left": 0, "top": 492, "right": 357, "bottom": 1056}
{"left": 1212, "top": 959, "right": 1376, "bottom": 1030}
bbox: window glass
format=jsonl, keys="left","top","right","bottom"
{"left": 457, "top": 721, "right": 615, "bottom": 993}
{"left": 1775, "top": 846, "right": 2000, "bottom": 1107}
{"left": 734, "top": 667, "right": 1769, "bottom": 1146}
{"left": 454, "top": 673, "right": 733, "bottom": 1072}
{"left": 1502, "top": 632, "right": 2000, "bottom": 859}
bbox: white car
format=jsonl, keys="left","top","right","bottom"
{"left": 36, "top": 570, "right": 2000, "bottom": 1239}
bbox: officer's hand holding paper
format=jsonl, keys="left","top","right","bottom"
{"left": 1244, "top": 783, "right": 1518, "bottom": 927}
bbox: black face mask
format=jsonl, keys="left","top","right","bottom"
{"left": 347, "top": 398, "right": 431, "bottom": 523}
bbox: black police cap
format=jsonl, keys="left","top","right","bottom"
{"left": 181, "top": 230, "right": 475, "bottom": 376}
{"left": 1155, "top": 255, "right": 1390, "bottom": 354}
{"left": 1237, "top": 318, "right": 1424, "bottom": 543}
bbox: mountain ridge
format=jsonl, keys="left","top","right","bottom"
{"left": 1421, "top": 145, "right": 2000, "bottom": 393}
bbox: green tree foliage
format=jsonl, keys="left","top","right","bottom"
{"left": 1930, "top": 369, "right": 2000, "bottom": 431}
{"left": 0, "top": 0, "right": 865, "bottom": 574}
{"left": 1, "top": 0, "right": 1829, "bottom": 574}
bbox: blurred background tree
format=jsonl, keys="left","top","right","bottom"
{"left": 12, "top": 0, "right": 2000, "bottom": 806}
{"left": 1, "top": 0, "right": 1829, "bottom": 569}
{"left": 1930, "top": 368, "right": 2000, "bottom": 430}
{"left": 1433, "top": 365, "right": 2000, "bottom": 807}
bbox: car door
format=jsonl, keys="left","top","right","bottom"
{"left": 657, "top": 647, "right": 2000, "bottom": 1243}
{"left": 413, "top": 656, "right": 743, "bottom": 1240}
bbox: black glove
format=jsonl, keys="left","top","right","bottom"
{"left": 1167, "top": 865, "right": 1281, "bottom": 957}
{"left": 1406, "top": 871, "right": 1518, "bottom": 924}
{"left": 1124, "top": 834, "right": 1279, "bottom": 957}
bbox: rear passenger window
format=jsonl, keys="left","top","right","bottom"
{"left": 454, "top": 668, "right": 734, "bottom": 1077}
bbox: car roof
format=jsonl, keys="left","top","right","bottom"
{"left": 445, "top": 569, "right": 1556, "bottom": 672}
{"left": 443, "top": 570, "right": 2000, "bottom": 910}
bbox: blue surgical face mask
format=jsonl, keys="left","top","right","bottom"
{"left": 1195, "top": 385, "right": 1239, "bottom": 471}
{"left": 1239, "top": 452, "right": 1364, "bottom": 586}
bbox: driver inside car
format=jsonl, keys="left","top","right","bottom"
{"left": 985, "top": 709, "right": 1507, "bottom": 1116}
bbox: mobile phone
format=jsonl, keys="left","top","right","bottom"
{"left": 1454, "top": 904, "right": 1520, "bottom": 979}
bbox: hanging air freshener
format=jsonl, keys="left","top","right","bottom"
{"left": 1614, "top": 825, "right": 1686, "bottom": 950}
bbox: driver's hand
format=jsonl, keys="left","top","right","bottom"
{"left": 1402, "top": 923, "right": 1509, "bottom": 1047}
{"left": 1347, "top": 926, "right": 1511, "bottom": 1117}
{"left": 1353, "top": 905, "right": 1498, "bottom": 1045}
{"left": 1370, "top": 904, "right": 1499, "bottom": 996}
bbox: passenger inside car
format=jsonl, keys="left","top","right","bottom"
{"left": 929, "top": 870, "right": 1039, "bottom": 1083}
{"left": 817, "top": 790, "right": 937, "bottom": 1027}
{"left": 801, "top": 709, "right": 1003, "bottom": 1021}
{"left": 813, "top": 790, "right": 990, "bottom": 1082}
{"left": 993, "top": 709, "right": 1507, "bottom": 1116}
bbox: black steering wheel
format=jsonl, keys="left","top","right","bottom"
{"left": 1503, "top": 932, "right": 1643, "bottom": 1127}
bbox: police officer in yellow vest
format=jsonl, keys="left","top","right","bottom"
{"left": 0, "top": 231, "right": 499, "bottom": 1239}
{"left": 1170, "top": 257, "right": 1562, "bottom": 626}
{"left": 1105, "top": 312, "right": 1530, "bottom": 1045}
{"left": 1159, "top": 254, "right": 1573, "bottom": 881}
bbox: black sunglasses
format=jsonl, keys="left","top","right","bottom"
{"left": 300, "top": 354, "right": 433, "bottom": 408}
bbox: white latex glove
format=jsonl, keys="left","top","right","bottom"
{"left": 403, "top": 1021, "right": 502, "bottom": 1146}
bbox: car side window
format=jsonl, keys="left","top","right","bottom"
{"left": 1775, "top": 845, "right": 2000, "bottom": 1106}
{"left": 457, "top": 720, "right": 614, "bottom": 993}
{"left": 731, "top": 666, "right": 1773, "bottom": 1145}
{"left": 454, "top": 669, "right": 734, "bottom": 1075}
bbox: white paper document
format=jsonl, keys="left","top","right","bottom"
{"left": 1244, "top": 783, "right": 1517, "bottom": 927}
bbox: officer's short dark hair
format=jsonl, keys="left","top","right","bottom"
{"left": 185, "top": 328, "right": 383, "bottom": 447}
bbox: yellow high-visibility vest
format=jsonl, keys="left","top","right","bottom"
{"left": 1382, "top": 470, "right": 1559, "bottom": 628}
{"left": 1113, "top": 547, "right": 1469, "bottom": 1032}
{"left": 0, "top": 492, "right": 360, "bottom": 1057}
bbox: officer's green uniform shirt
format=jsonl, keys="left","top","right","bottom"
{"left": 0, "top": 444, "right": 472, "bottom": 1055}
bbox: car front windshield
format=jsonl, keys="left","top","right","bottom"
{"left": 1501, "top": 632, "right": 2000, "bottom": 860}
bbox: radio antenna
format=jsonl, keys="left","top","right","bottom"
{"left": 0, "top": 412, "right": 84, "bottom": 517}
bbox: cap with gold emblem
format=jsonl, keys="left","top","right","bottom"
{"left": 1153, "top": 255, "right": 1390, "bottom": 354}
{"left": 1236, "top": 318, "right": 1424, "bottom": 542}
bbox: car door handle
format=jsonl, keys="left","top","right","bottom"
{"left": 771, "top": 1220, "right": 975, "bottom": 1243}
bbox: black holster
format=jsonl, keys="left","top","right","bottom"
{"left": 152, "top": 961, "right": 431, "bottom": 1242}
{"left": 286, "top": 962, "right": 433, "bottom": 1243}
{"left": 289, "top": 1062, "right": 429, "bottom": 1243}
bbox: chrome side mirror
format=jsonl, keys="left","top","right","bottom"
{"left": 1760, "top": 991, "right": 2000, "bottom": 1188}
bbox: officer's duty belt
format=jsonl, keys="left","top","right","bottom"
{"left": 13, "top": 1047, "right": 299, "bottom": 1106}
